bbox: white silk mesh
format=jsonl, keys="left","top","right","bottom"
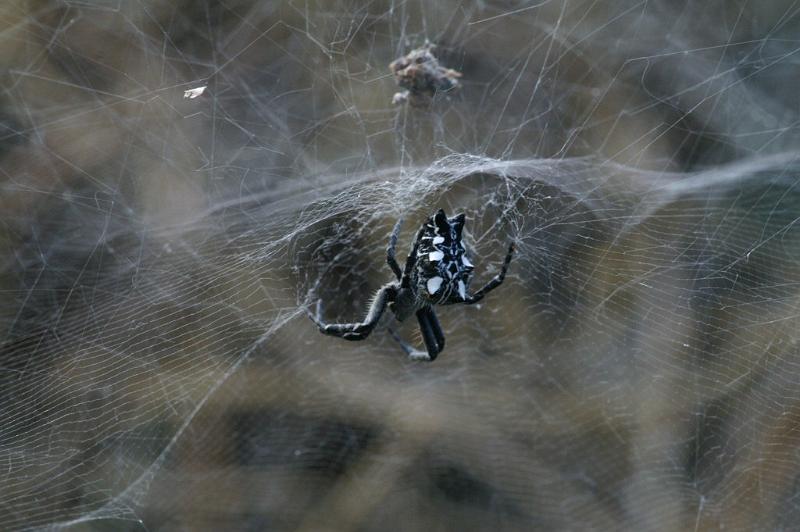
{"left": 2, "top": 1, "right": 800, "bottom": 530}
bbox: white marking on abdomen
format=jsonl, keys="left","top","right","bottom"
{"left": 427, "top": 276, "right": 444, "bottom": 295}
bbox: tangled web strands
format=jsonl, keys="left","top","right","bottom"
{"left": 5, "top": 0, "right": 800, "bottom": 529}
{"left": 5, "top": 152, "right": 800, "bottom": 530}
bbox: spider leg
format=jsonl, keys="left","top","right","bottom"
{"left": 389, "top": 327, "right": 434, "bottom": 362}
{"left": 388, "top": 327, "right": 423, "bottom": 358}
{"left": 401, "top": 227, "right": 426, "bottom": 288}
{"left": 463, "top": 242, "right": 515, "bottom": 305}
{"left": 387, "top": 309, "right": 441, "bottom": 361}
{"left": 308, "top": 284, "right": 397, "bottom": 341}
{"left": 422, "top": 306, "right": 445, "bottom": 353}
{"left": 416, "top": 308, "right": 441, "bottom": 361}
{"left": 386, "top": 218, "right": 403, "bottom": 280}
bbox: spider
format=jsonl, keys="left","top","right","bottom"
{"left": 308, "top": 209, "right": 515, "bottom": 361}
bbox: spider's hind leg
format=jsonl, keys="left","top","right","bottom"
{"left": 388, "top": 328, "right": 422, "bottom": 358}
{"left": 388, "top": 326, "right": 434, "bottom": 362}
{"left": 422, "top": 306, "right": 445, "bottom": 353}
{"left": 415, "top": 307, "right": 442, "bottom": 361}
{"left": 308, "top": 284, "right": 397, "bottom": 341}
{"left": 388, "top": 306, "right": 445, "bottom": 362}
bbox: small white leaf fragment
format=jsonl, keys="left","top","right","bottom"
{"left": 432, "top": 236, "right": 445, "bottom": 245}
{"left": 462, "top": 255, "right": 473, "bottom": 267}
{"left": 458, "top": 280, "right": 466, "bottom": 299}
{"left": 184, "top": 86, "right": 207, "bottom": 99}
{"left": 428, "top": 251, "right": 444, "bottom": 262}
{"left": 427, "top": 276, "right": 443, "bottom": 295}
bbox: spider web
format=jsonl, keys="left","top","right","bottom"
{"left": 2, "top": 0, "right": 800, "bottom": 530}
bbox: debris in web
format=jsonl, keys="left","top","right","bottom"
{"left": 183, "top": 86, "right": 207, "bottom": 99}
{"left": 389, "top": 42, "right": 462, "bottom": 106}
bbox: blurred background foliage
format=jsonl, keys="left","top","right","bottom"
{"left": 2, "top": 0, "right": 800, "bottom": 530}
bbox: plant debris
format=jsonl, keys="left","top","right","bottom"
{"left": 389, "top": 42, "right": 462, "bottom": 106}
{"left": 183, "top": 86, "right": 207, "bottom": 99}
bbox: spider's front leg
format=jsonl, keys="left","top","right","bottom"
{"left": 308, "top": 283, "right": 398, "bottom": 341}
{"left": 401, "top": 227, "right": 426, "bottom": 288}
{"left": 386, "top": 218, "right": 404, "bottom": 280}
{"left": 463, "top": 242, "right": 515, "bottom": 304}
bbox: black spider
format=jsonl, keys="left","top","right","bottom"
{"left": 308, "top": 209, "right": 515, "bottom": 361}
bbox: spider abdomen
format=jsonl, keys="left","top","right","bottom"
{"left": 413, "top": 209, "right": 474, "bottom": 305}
